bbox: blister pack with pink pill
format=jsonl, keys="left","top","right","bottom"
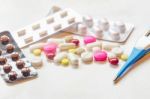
{"left": 0, "top": 31, "right": 38, "bottom": 83}
{"left": 71, "top": 16, "right": 134, "bottom": 43}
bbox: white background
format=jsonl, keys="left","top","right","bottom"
{"left": 0, "top": 0, "right": 150, "bottom": 99}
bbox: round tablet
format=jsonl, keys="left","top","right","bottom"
{"left": 115, "top": 21, "right": 126, "bottom": 33}
{"left": 120, "top": 54, "right": 128, "bottom": 61}
{"left": 11, "top": 52, "right": 20, "bottom": 61}
{"left": 61, "top": 58, "right": 69, "bottom": 66}
{"left": 0, "top": 56, "right": 7, "bottom": 65}
{"left": 16, "top": 60, "right": 25, "bottom": 69}
{"left": 31, "top": 58, "right": 43, "bottom": 67}
{"left": 94, "top": 51, "right": 107, "bottom": 61}
{"left": 3, "top": 64, "right": 12, "bottom": 73}
{"left": 21, "top": 67, "right": 30, "bottom": 77}
{"left": 98, "top": 18, "right": 109, "bottom": 31}
{"left": 6, "top": 44, "right": 15, "bottom": 53}
{"left": 111, "top": 47, "right": 123, "bottom": 57}
{"left": 81, "top": 52, "right": 93, "bottom": 63}
{"left": 93, "top": 26, "right": 103, "bottom": 38}
{"left": 0, "top": 35, "right": 10, "bottom": 45}
{"left": 109, "top": 29, "right": 120, "bottom": 40}
{"left": 8, "top": 71, "right": 17, "bottom": 81}
{"left": 33, "top": 49, "right": 42, "bottom": 56}
{"left": 108, "top": 57, "right": 119, "bottom": 65}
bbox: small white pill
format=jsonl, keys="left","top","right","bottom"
{"left": 102, "top": 42, "right": 120, "bottom": 51}
{"left": 32, "top": 23, "right": 40, "bottom": 30}
{"left": 75, "top": 47, "right": 85, "bottom": 55}
{"left": 53, "top": 24, "right": 61, "bottom": 31}
{"left": 30, "top": 58, "right": 43, "bottom": 68}
{"left": 39, "top": 30, "right": 48, "bottom": 37}
{"left": 109, "top": 29, "right": 120, "bottom": 40}
{"left": 78, "top": 24, "right": 87, "bottom": 34}
{"left": 29, "top": 43, "right": 45, "bottom": 53}
{"left": 24, "top": 36, "right": 33, "bottom": 43}
{"left": 54, "top": 52, "right": 68, "bottom": 64}
{"left": 111, "top": 47, "right": 123, "bottom": 57}
{"left": 47, "top": 38, "right": 64, "bottom": 45}
{"left": 98, "top": 18, "right": 109, "bottom": 31}
{"left": 83, "top": 16, "right": 93, "bottom": 27}
{"left": 68, "top": 53, "right": 79, "bottom": 67}
{"left": 59, "top": 43, "right": 76, "bottom": 51}
{"left": 51, "top": 5, "right": 61, "bottom": 13}
{"left": 86, "top": 41, "right": 102, "bottom": 51}
{"left": 114, "top": 21, "right": 126, "bottom": 33}
{"left": 93, "top": 26, "right": 103, "bottom": 38}
{"left": 81, "top": 52, "right": 93, "bottom": 63}
{"left": 92, "top": 47, "right": 101, "bottom": 53}
{"left": 107, "top": 52, "right": 117, "bottom": 59}
{"left": 17, "top": 29, "right": 26, "bottom": 36}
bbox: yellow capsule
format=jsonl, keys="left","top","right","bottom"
{"left": 68, "top": 48, "right": 76, "bottom": 54}
{"left": 120, "top": 54, "right": 128, "bottom": 61}
{"left": 33, "top": 49, "right": 42, "bottom": 56}
{"left": 61, "top": 58, "right": 69, "bottom": 66}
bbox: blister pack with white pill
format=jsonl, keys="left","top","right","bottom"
{"left": 0, "top": 31, "right": 38, "bottom": 83}
{"left": 11, "top": 8, "right": 83, "bottom": 48}
{"left": 71, "top": 16, "right": 134, "bottom": 43}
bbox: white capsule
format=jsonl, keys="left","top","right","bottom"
{"left": 102, "top": 42, "right": 120, "bottom": 51}
{"left": 54, "top": 52, "right": 68, "bottom": 64}
{"left": 78, "top": 24, "right": 87, "bottom": 34}
{"left": 107, "top": 52, "right": 117, "bottom": 59}
{"left": 30, "top": 58, "right": 43, "bottom": 68}
{"left": 29, "top": 43, "right": 45, "bottom": 53}
{"left": 47, "top": 38, "right": 64, "bottom": 45}
{"left": 81, "top": 52, "right": 93, "bottom": 63}
{"left": 92, "top": 47, "right": 101, "bottom": 53}
{"left": 86, "top": 41, "right": 102, "bottom": 51}
{"left": 109, "top": 29, "right": 120, "bottom": 40}
{"left": 75, "top": 47, "right": 85, "bottom": 55}
{"left": 111, "top": 47, "right": 123, "bottom": 57}
{"left": 68, "top": 53, "right": 79, "bottom": 68}
{"left": 114, "top": 21, "right": 126, "bottom": 33}
{"left": 83, "top": 16, "right": 93, "bottom": 28}
{"left": 98, "top": 18, "right": 109, "bottom": 31}
{"left": 59, "top": 43, "right": 76, "bottom": 51}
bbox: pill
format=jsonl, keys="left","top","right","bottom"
{"left": 59, "top": 43, "right": 76, "bottom": 51}
{"left": 93, "top": 26, "right": 103, "bottom": 38}
{"left": 71, "top": 39, "right": 80, "bottom": 46}
{"left": 107, "top": 52, "right": 117, "bottom": 59}
{"left": 120, "top": 54, "right": 128, "bottom": 61}
{"left": 83, "top": 16, "right": 93, "bottom": 27}
{"left": 92, "top": 47, "right": 101, "bottom": 53}
{"left": 78, "top": 24, "right": 87, "bottom": 34}
{"left": 108, "top": 57, "right": 119, "bottom": 65}
{"left": 43, "top": 43, "right": 57, "bottom": 54}
{"left": 94, "top": 51, "right": 107, "bottom": 61}
{"left": 46, "top": 52, "right": 55, "bottom": 60}
{"left": 29, "top": 43, "right": 45, "bottom": 53}
{"left": 68, "top": 53, "right": 79, "bottom": 67}
{"left": 84, "top": 36, "right": 96, "bottom": 44}
{"left": 39, "top": 30, "right": 48, "bottom": 37}
{"left": 102, "top": 42, "right": 120, "bottom": 51}
{"left": 86, "top": 41, "right": 102, "bottom": 51}
{"left": 68, "top": 48, "right": 77, "bottom": 54}
{"left": 61, "top": 58, "right": 69, "bottom": 66}
{"left": 68, "top": 17, "right": 75, "bottom": 24}
{"left": 30, "top": 58, "right": 43, "bottom": 68}
{"left": 53, "top": 24, "right": 61, "bottom": 30}
{"left": 17, "top": 29, "right": 26, "bottom": 37}
{"left": 24, "top": 36, "right": 33, "bottom": 43}
{"left": 54, "top": 52, "right": 68, "bottom": 64}
{"left": 114, "top": 21, "right": 126, "bottom": 33}
{"left": 47, "top": 38, "right": 64, "bottom": 45}
{"left": 111, "top": 47, "right": 123, "bottom": 57}
{"left": 109, "top": 29, "right": 120, "bottom": 40}
{"left": 64, "top": 35, "right": 74, "bottom": 43}
{"left": 98, "top": 18, "right": 109, "bottom": 31}
{"left": 81, "top": 52, "right": 93, "bottom": 63}
{"left": 75, "top": 47, "right": 85, "bottom": 55}
{"left": 33, "top": 49, "right": 42, "bottom": 56}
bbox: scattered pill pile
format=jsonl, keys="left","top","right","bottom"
{"left": 29, "top": 35, "right": 128, "bottom": 68}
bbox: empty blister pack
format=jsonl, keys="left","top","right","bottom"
{"left": 12, "top": 8, "right": 82, "bottom": 48}
{"left": 72, "top": 16, "right": 134, "bottom": 43}
{"left": 0, "top": 31, "right": 37, "bottom": 83}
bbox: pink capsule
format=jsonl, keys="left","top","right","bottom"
{"left": 94, "top": 51, "right": 107, "bottom": 61}
{"left": 84, "top": 36, "right": 96, "bottom": 44}
{"left": 43, "top": 43, "right": 57, "bottom": 54}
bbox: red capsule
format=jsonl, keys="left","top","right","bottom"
{"left": 108, "top": 57, "right": 119, "bottom": 65}
{"left": 71, "top": 39, "right": 80, "bottom": 46}
{"left": 46, "top": 53, "right": 55, "bottom": 60}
